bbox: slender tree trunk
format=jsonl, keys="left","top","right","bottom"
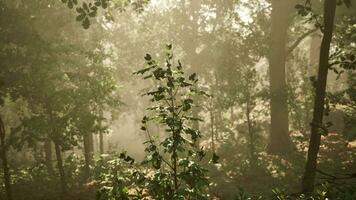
{"left": 246, "top": 102, "right": 255, "bottom": 166}
{"left": 301, "top": 32, "right": 322, "bottom": 136}
{"left": 169, "top": 89, "right": 178, "bottom": 194}
{"left": 0, "top": 116, "right": 12, "bottom": 200}
{"left": 44, "top": 138, "right": 54, "bottom": 175}
{"left": 98, "top": 113, "right": 104, "bottom": 154}
{"left": 302, "top": 0, "right": 337, "bottom": 193}
{"left": 83, "top": 133, "right": 94, "bottom": 179}
{"left": 89, "top": 133, "right": 94, "bottom": 153}
{"left": 267, "top": 0, "right": 295, "bottom": 155}
{"left": 99, "top": 132, "right": 104, "bottom": 154}
{"left": 192, "top": 103, "right": 200, "bottom": 130}
{"left": 210, "top": 109, "right": 215, "bottom": 154}
{"left": 53, "top": 139, "right": 67, "bottom": 197}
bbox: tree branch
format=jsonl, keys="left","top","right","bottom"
{"left": 286, "top": 28, "right": 318, "bottom": 56}
{"left": 316, "top": 169, "right": 356, "bottom": 180}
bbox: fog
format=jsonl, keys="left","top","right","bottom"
{"left": 1, "top": 0, "right": 355, "bottom": 199}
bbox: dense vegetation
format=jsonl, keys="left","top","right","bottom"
{"left": 0, "top": 0, "right": 356, "bottom": 199}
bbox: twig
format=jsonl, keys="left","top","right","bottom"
{"left": 286, "top": 28, "right": 318, "bottom": 56}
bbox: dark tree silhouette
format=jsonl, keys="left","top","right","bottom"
{"left": 302, "top": 0, "right": 337, "bottom": 193}
{"left": 0, "top": 116, "right": 12, "bottom": 200}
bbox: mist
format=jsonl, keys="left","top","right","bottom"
{"left": 1, "top": 0, "right": 356, "bottom": 199}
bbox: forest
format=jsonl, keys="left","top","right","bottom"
{"left": 0, "top": 0, "right": 356, "bottom": 199}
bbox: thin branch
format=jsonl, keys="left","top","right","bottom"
{"left": 316, "top": 169, "right": 356, "bottom": 180}
{"left": 145, "top": 127, "right": 175, "bottom": 171}
{"left": 316, "top": 169, "right": 337, "bottom": 179}
{"left": 328, "top": 61, "right": 350, "bottom": 68}
{"left": 286, "top": 28, "right": 318, "bottom": 56}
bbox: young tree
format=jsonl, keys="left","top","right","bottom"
{"left": 135, "top": 45, "right": 209, "bottom": 199}
{"left": 301, "top": 0, "right": 337, "bottom": 193}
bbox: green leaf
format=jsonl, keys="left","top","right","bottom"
{"left": 189, "top": 73, "right": 197, "bottom": 81}
{"left": 212, "top": 153, "right": 219, "bottom": 164}
{"left": 177, "top": 60, "right": 183, "bottom": 70}
{"left": 133, "top": 66, "right": 152, "bottom": 75}
{"left": 76, "top": 7, "right": 84, "bottom": 13}
{"left": 67, "top": 1, "right": 74, "bottom": 9}
{"left": 82, "top": 17, "right": 90, "bottom": 29}
{"left": 144, "top": 54, "right": 152, "bottom": 61}
{"left": 89, "top": 11, "right": 97, "bottom": 17}
{"left": 83, "top": 2, "right": 89, "bottom": 12}
{"left": 76, "top": 14, "right": 86, "bottom": 21}
{"left": 182, "top": 99, "right": 193, "bottom": 111}
{"left": 102, "top": 2, "right": 108, "bottom": 9}
{"left": 167, "top": 78, "right": 174, "bottom": 88}
{"left": 294, "top": 4, "right": 304, "bottom": 10}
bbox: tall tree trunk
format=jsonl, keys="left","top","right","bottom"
{"left": 301, "top": 0, "right": 337, "bottom": 193}
{"left": 53, "top": 139, "right": 67, "bottom": 197}
{"left": 44, "top": 138, "right": 54, "bottom": 175}
{"left": 267, "top": 0, "right": 295, "bottom": 155}
{"left": 0, "top": 116, "right": 12, "bottom": 200}
{"left": 83, "top": 133, "right": 94, "bottom": 179}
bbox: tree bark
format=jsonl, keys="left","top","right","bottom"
{"left": 0, "top": 116, "right": 12, "bottom": 200}
{"left": 53, "top": 139, "right": 67, "bottom": 197}
{"left": 267, "top": 0, "right": 295, "bottom": 155}
{"left": 246, "top": 101, "right": 256, "bottom": 166}
{"left": 44, "top": 138, "right": 54, "bottom": 175}
{"left": 301, "top": 0, "right": 337, "bottom": 193}
{"left": 83, "top": 133, "right": 94, "bottom": 179}
{"left": 99, "top": 132, "right": 104, "bottom": 154}
{"left": 192, "top": 102, "right": 200, "bottom": 130}
{"left": 210, "top": 108, "right": 215, "bottom": 154}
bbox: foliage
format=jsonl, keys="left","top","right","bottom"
{"left": 7, "top": 43, "right": 119, "bottom": 155}
{"left": 91, "top": 46, "right": 210, "bottom": 200}
{"left": 134, "top": 45, "right": 210, "bottom": 199}
{"left": 94, "top": 153, "right": 142, "bottom": 200}
{"left": 233, "top": 183, "right": 356, "bottom": 200}
{"left": 8, "top": 164, "right": 57, "bottom": 200}
{"left": 1, "top": 0, "right": 356, "bottom": 199}
{"left": 63, "top": 153, "right": 86, "bottom": 185}
{"left": 62, "top": 0, "right": 150, "bottom": 29}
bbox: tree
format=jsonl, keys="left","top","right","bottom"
{"left": 267, "top": 0, "right": 298, "bottom": 155}
{"left": 44, "top": 138, "right": 54, "bottom": 175}
{"left": 0, "top": 116, "right": 12, "bottom": 200}
{"left": 134, "top": 45, "right": 209, "bottom": 199}
{"left": 13, "top": 44, "right": 119, "bottom": 197}
{"left": 301, "top": 0, "right": 337, "bottom": 193}
{"left": 0, "top": 2, "right": 45, "bottom": 199}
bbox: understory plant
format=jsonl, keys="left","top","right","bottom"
{"left": 134, "top": 44, "right": 210, "bottom": 200}
{"left": 94, "top": 45, "right": 210, "bottom": 200}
